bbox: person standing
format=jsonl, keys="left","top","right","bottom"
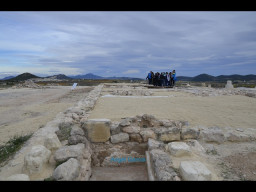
{"left": 146, "top": 71, "right": 152, "bottom": 85}
{"left": 171, "top": 70, "right": 177, "bottom": 87}
{"left": 166, "top": 72, "right": 171, "bottom": 86}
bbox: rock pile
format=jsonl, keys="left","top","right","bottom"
{"left": 112, "top": 89, "right": 153, "bottom": 96}
{"left": 15, "top": 80, "right": 41, "bottom": 89}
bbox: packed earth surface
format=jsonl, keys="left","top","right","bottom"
{"left": 0, "top": 82, "right": 256, "bottom": 181}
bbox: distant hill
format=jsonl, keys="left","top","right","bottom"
{"left": 8, "top": 73, "right": 40, "bottom": 81}
{"left": 176, "top": 76, "right": 193, "bottom": 81}
{"left": 177, "top": 74, "right": 256, "bottom": 82}
{"left": 191, "top": 74, "right": 216, "bottom": 82}
{"left": 46, "top": 74, "right": 72, "bottom": 80}
{"left": 70, "top": 73, "right": 103, "bottom": 79}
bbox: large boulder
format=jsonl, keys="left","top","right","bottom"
{"left": 23, "top": 145, "right": 51, "bottom": 174}
{"left": 56, "top": 117, "right": 73, "bottom": 141}
{"left": 82, "top": 119, "right": 111, "bottom": 142}
{"left": 110, "top": 133, "right": 129, "bottom": 144}
{"left": 68, "top": 125, "right": 89, "bottom": 145}
{"left": 54, "top": 143, "right": 87, "bottom": 163}
{"left": 53, "top": 158, "right": 80, "bottom": 181}
{"left": 179, "top": 161, "right": 212, "bottom": 181}
{"left": 150, "top": 149, "right": 178, "bottom": 181}
{"left": 77, "top": 158, "right": 92, "bottom": 180}
{"left": 44, "top": 133, "right": 62, "bottom": 152}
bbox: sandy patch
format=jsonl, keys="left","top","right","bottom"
{"left": 89, "top": 90, "right": 256, "bottom": 128}
{"left": 0, "top": 86, "right": 92, "bottom": 145}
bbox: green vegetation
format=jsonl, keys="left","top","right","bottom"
{"left": 0, "top": 133, "right": 32, "bottom": 166}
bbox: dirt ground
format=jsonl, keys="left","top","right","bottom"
{"left": 89, "top": 88, "right": 256, "bottom": 129}
{"left": 1, "top": 83, "right": 256, "bottom": 181}
{"left": 90, "top": 164, "right": 148, "bottom": 181}
{"left": 0, "top": 86, "right": 93, "bottom": 145}
{"left": 89, "top": 85, "right": 256, "bottom": 181}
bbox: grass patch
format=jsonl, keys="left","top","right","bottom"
{"left": 0, "top": 133, "right": 32, "bottom": 166}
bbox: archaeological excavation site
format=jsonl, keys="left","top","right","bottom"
{"left": 1, "top": 82, "right": 256, "bottom": 181}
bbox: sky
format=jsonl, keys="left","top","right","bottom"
{"left": 0, "top": 11, "right": 256, "bottom": 79}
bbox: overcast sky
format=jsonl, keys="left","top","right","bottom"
{"left": 0, "top": 11, "right": 256, "bottom": 78}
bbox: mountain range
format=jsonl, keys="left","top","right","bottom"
{"left": 177, "top": 73, "right": 256, "bottom": 82}
{"left": 1, "top": 72, "right": 256, "bottom": 82}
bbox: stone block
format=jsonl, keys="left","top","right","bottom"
{"left": 82, "top": 119, "right": 111, "bottom": 142}
{"left": 110, "top": 122, "right": 121, "bottom": 135}
{"left": 140, "top": 130, "right": 156, "bottom": 142}
{"left": 167, "top": 142, "right": 191, "bottom": 157}
{"left": 54, "top": 143, "right": 85, "bottom": 163}
{"left": 110, "top": 133, "right": 129, "bottom": 144}
{"left": 199, "top": 127, "right": 226, "bottom": 144}
{"left": 150, "top": 149, "right": 177, "bottom": 181}
{"left": 70, "top": 125, "right": 85, "bottom": 136}
{"left": 122, "top": 125, "right": 140, "bottom": 134}
{"left": 179, "top": 161, "right": 212, "bottom": 181}
{"left": 44, "top": 133, "right": 62, "bottom": 152}
{"left": 155, "top": 127, "right": 181, "bottom": 142}
{"left": 148, "top": 138, "right": 163, "bottom": 151}
{"left": 129, "top": 133, "right": 143, "bottom": 143}
{"left": 181, "top": 127, "right": 200, "bottom": 140}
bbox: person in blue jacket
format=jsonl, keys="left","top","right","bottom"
{"left": 146, "top": 71, "right": 152, "bottom": 85}
{"left": 171, "top": 70, "right": 177, "bottom": 87}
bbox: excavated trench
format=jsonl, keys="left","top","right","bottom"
{"left": 89, "top": 142, "right": 149, "bottom": 181}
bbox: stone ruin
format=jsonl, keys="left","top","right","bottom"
{"left": 3, "top": 83, "right": 256, "bottom": 181}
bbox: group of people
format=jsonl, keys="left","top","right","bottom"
{"left": 146, "top": 70, "right": 177, "bottom": 87}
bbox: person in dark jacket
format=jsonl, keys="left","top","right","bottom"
{"left": 169, "top": 72, "right": 172, "bottom": 86}
{"left": 159, "top": 72, "right": 164, "bottom": 87}
{"left": 171, "top": 70, "right": 177, "bottom": 87}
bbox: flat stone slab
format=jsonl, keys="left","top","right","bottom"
{"left": 83, "top": 119, "right": 111, "bottom": 142}
{"left": 179, "top": 161, "right": 212, "bottom": 181}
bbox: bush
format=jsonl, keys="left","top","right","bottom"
{"left": 0, "top": 133, "right": 32, "bottom": 166}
